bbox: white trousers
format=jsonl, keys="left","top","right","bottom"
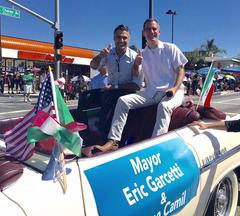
{"left": 108, "top": 87, "right": 184, "bottom": 141}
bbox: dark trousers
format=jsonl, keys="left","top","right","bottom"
{"left": 98, "top": 89, "right": 135, "bottom": 141}
{"left": 77, "top": 88, "right": 136, "bottom": 143}
{"left": 0, "top": 80, "right": 3, "bottom": 94}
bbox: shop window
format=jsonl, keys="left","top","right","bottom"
{"left": 15, "top": 59, "right": 26, "bottom": 73}
{"left": 26, "top": 61, "right": 34, "bottom": 70}
{"left": 1, "top": 58, "right": 5, "bottom": 73}
{"left": 5, "top": 59, "right": 14, "bottom": 73}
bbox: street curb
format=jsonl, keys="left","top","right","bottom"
{"left": 0, "top": 93, "right": 39, "bottom": 98}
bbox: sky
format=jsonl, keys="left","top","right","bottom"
{"left": 1, "top": 0, "right": 240, "bottom": 58}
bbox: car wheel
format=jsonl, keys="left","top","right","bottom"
{"left": 205, "top": 171, "right": 239, "bottom": 216}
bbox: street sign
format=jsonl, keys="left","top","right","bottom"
{"left": 0, "top": 5, "right": 20, "bottom": 18}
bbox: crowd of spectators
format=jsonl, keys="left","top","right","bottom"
{"left": 183, "top": 73, "right": 239, "bottom": 96}
{"left": 0, "top": 72, "right": 25, "bottom": 95}
{"left": 0, "top": 69, "right": 45, "bottom": 96}
{"left": 1, "top": 68, "right": 239, "bottom": 102}
{"left": 0, "top": 70, "right": 92, "bottom": 101}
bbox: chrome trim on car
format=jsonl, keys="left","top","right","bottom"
{"left": 200, "top": 144, "right": 240, "bottom": 173}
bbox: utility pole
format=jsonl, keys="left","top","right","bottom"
{"left": 4, "top": 0, "right": 61, "bottom": 80}
{"left": 142, "top": 0, "right": 154, "bottom": 49}
{"left": 149, "top": 0, "right": 153, "bottom": 18}
{"left": 54, "top": 0, "right": 61, "bottom": 80}
{"left": 166, "top": 9, "right": 177, "bottom": 43}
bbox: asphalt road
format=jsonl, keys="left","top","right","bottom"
{"left": 1, "top": 91, "right": 240, "bottom": 120}
{"left": 0, "top": 94, "right": 78, "bottom": 120}
{"left": 204, "top": 92, "right": 240, "bottom": 117}
{"left": 189, "top": 91, "right": 240, "bottom": 117}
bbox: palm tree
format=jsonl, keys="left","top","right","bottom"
{"left": 201, "top": 39, "right": 226, "bottom": 56}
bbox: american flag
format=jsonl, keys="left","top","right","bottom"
{"left": 4, "top": 109, "right": 36, "bottom": 161}
{"left": 36, "top": 73, "right": 56, "bottom": 119}
{"left": 4, "top": 73, "right": 56, "bottom": 161}
{"left": 36, "top": 73, "right": 53, "bottom": 112}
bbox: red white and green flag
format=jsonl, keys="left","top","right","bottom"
{"left": 27, "top": 75, "right": 85, "bottom": 156}
{"left": 198, "top": 63, "right": 215, "bottom": 107}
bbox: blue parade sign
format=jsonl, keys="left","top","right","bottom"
{"left": 85, "top": 138, "right": 200, "bottom": 216}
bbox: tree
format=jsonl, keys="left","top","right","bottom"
{"left": 200, "top": 39, "right": 226, "bottom": 56}
{"left": 184, "top": 48, "right": 206, "bottom": 70}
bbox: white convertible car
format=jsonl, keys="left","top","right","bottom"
{"left": 0, "top": 101, "right": 240, "bottom": 216}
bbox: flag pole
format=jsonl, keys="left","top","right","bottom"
{"left": 48, "top": 66, "right": 67, "bottom": 193}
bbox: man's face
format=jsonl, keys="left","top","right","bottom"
{"left": 143, "top": 21, "right": 160, "bottom": 43}
{"left": 114, "top": 30, "right": 130, "bottom": 51}
{"left": 99, "top": 65, "right": 107, "bottom": 75}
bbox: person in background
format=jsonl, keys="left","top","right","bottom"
{"left": 7, "top": 73, "right": 15, "bottom": 94}
{"left": 184, "top": 74, "right": 191, "bottom": 96}
{"left": 91, "top": 64, "right": 108, "bottom": 90}
{"left": 19, "top": 74, "right": 24, "bottom": 93}
{"left": 66, "top": 80, "right": 74, "bottom": 102}
{"left": 15, "top": 72, "right": 21, "bottom": 94}
{"left": 97, "top": 18, "right": 188, "bottom": 152}
{"left": 39, "top": 71, "right": 46, "bottom": 90}
{"left": 190, "top": 119, "right": 240, "bottom": 132}
{"left": 0, "top": 74, "right": 4, "bottom": 94}
{"left": 191, "top": 74, "right": 199, "bottom": 95}
{"left": 57, "top": 72, "right": 66, "bottom": 98}
{"left": 23, "top": 69, "right": 33, "bottom": 102}
{"left": 2, "top": 73, "right": 8, "bottom": 94}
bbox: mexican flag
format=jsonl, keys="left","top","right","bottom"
{"left": 198, "top": 63, "right": 215, "bottom": 107}
{"left": 27, "top": 87, "right": 84, "bottom": 156}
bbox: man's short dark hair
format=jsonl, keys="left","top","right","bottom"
{"left": 114, "top": 24, "right": 130, "bottom": 34}
{"left": 143, "top": 18, "right": 159, "bottom": 29}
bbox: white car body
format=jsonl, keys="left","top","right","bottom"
{"left": 1, "top": 122, "right": 240, "bottom": 216}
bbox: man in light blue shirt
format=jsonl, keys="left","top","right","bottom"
{"left": 90, "top": 24, "right": 143, "bottom": 90}
{"left": 91, "top": 64, "right": 108, "bottom": 89}
{"left": 89, "top": 24, "right": 143, "bottom": 141}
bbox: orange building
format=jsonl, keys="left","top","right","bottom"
{"left": 0, "top": 35, "right": 99, "bottom": 77}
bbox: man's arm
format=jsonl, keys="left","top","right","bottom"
{"left": 174, "top": 65, "right": 185, "bottom": 90}
{"left": 166, "top": 65, "right": 185, "bottom": 96}
{"left": 132, "top": 51, "right": 143, "bottom": 77}
{"left": 190, "top": 120, "right": 227, "bottom": 130}
{"left": 90, "top": 54, "right": 103, "bottom": 70}
{"left": 90, "top": 44, "right": 111, "bottom": 69}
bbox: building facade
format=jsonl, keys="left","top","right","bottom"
{"left": 0, "top": 35, "right": 98, "bottom": 78}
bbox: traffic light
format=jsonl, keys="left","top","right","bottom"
{"left": 54, "top": 31, "right": 63, "bottom": 49}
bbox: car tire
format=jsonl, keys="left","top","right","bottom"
{"left": 205, "top": 171, "right": 239, "bottom": 216}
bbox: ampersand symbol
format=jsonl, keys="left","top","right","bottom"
{"left": 160, "top": 192, "right": 166, "bottom": 205}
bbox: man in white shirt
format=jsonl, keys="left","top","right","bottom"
{"left": 97, "top": 18, "right": 188, "bottom": 152}
{"left": 57, "top": 72, "right": 66, "bottom": 98}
